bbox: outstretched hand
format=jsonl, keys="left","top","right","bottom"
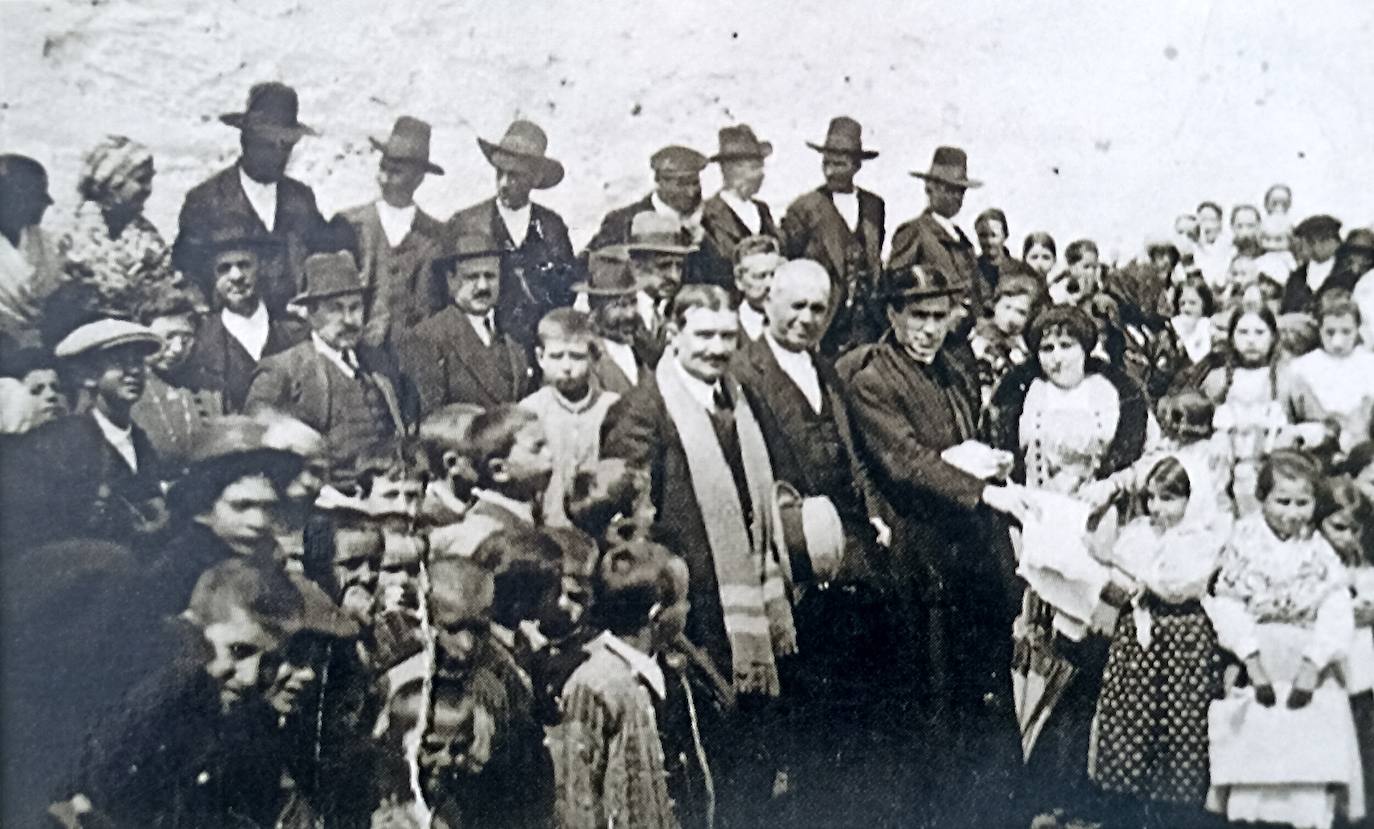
{"left": 982, "top": 484, "right": 1042, "bottom": 523}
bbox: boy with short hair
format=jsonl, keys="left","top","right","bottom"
{"left": 520, "top": 308, "right": 619, "bottom": 528}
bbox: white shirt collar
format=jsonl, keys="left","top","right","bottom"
{"left": 718, "top": 189, "right": 763, "bottom": 235}
{"left": 311, "top": 332, "right": 357, "bottom": 378}
{"left": 1307, "top": 256, "right": 1335, "bottom": 292}
{"left": 221, "top": 301, "right": 271, "bottom": 361}
{"left": 473, "top": 488, "right": 536, "bottom": 524}
{"left": 91, "top": 407, "right": 138, "bottom": 472}
{"left": 636, "top": 291, "right": 667, "bottom": 332}
{"left": 652, "top": 191, "right": 703, "bottom": 226}
{"left": 374, "top": 200, "right": 417, "bottom": 248}
{"left": 600, "top": 337, "right": 639, "bottom": 385}
{"left": 595, "top": 631, "right": 666, "bottom": 699}
{"left": 238, "top": 167, "right": 278, "bottom": 231}
{"left": 764, "top": 331, "right": 823, "bottom": 412}
{"left": 671, "top": 355, "right": 722, "bottom": 410}
{"left": 464, "top": 310, "right": 496, "bottom": 347}
{"left": 830, "top": 189, "right": 860, "bottom": 230}
{"left": 738, "top": 303, "right": 767, "bottom": 340}
{"left": 928, "top": 210, "right": 964, "bottom": 243}
{"left": 495, "top": 199, "right": 531, "bottom": 247}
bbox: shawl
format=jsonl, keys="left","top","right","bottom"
{"left": 655, "top": 356, "right": 796, "bottom": 695}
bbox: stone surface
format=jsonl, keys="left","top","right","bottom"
{"left": 2, "top": 0, "right": 1371, "bottom": 259}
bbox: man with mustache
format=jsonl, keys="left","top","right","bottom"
{"left": 172, "top": 82, "right": 330, "bottom": 315}
{"left": 245, "top": 252, "right": 413, "bottom": 485}
{"left": 1, "top": 318, "right": 166, "bottom": 548}
{"left": 580, "top": 248, "right": 651, "bottom": 395}
{"left": 185, "top": 219, "right": 308, "bottom": 413}
{"left": 397, "top": 233, "right": 532, "bottom": 415}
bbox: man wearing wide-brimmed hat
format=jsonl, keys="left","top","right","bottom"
{"left": 396, "top": 232, "right": 531, "bottom": 415}
{"left": 888, "top": 146, "right": 986, "bottom": 313}
{"left": 334, "top": 116, "right": 448, "bottom": 348}
{"left": 698, "top": 124, "right": 782, "bottom": 290}
{"left": 184, "top": 215, "right": 308, "bottom": 412}
{"left": 841, "top": 263, "right": 1032, "bottom": 823}
{"left": 245, "top": 252, "right": 413, "bottom": 483}
{"left": 1, "top": 318, "right": 167, "bottom": 549}
{"left": 584, "top": 144, "right": 709, "bottom": 253}
{"left": 781, "top": 117, "right": 887, "bottom": 353}
{"left": 448, "top": 119, "right": 577, "bottom": 352}
{"left": 172, "top": 82, "right": 331, "bottom": 316}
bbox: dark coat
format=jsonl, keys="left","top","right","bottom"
{"left": 394, "top": 305, "right": 531, "bottom": 416}
{"left": 584, "top": 193, "right": 656, "bottom": 252}
{"left": 1281, "top": 261, "right": 1322, "bottom": 314}
{"left": 0, "top": 412, "right": 164, "bottom": 549}
{"left": 887, "top": 210, "right": 984, "bottom": 311}
{"left": 446, "top": 198, "right": 578, "bottom": 351}
{"left": 696, "top": 193, "right": 780, "bottom": 291}
{"left": 334, "top": 202, "right": 447, "bottom": 346}
{"left": 171, "top": 164, "right": 330, "bottom": 314}
{"left": 588, "top": 339, "right": 644, "bottom": 396}
{"left": 186, "top": 307, "right": 308, "bottom": 413}
{"left": 601, "top": 372, "right": 755, "bottom": 678}
{"left": 780, "top": 187, "right": 886, "bottom": 351}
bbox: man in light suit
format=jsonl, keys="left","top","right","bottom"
{"left": 244, "top": 252, "right": 413, "bottom": 485}
{"left": 780, "top": 117, "right": 887, "bottom": 353}
{"left": 172, "top": 82, "right": 330, "bottom": 315}
{"left": 447, "top": 120, "right": 577, "bottom": 352}
{"left": 395, "top": 233, "right": 531, "bottom": 417}
{"left": 334, "top": 116, "right": 447, "bottom": 347}
{"left": 696, "top": 125, "right": 781, "bottom": 291}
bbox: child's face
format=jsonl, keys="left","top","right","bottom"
{"left": 1321, "top": 507, "right": 1362, "bottom": 560}
{"left": 1319, "top": 312, "right": 1359, "bottom": 358}
{"left": 991, "top": 294, "right": 1032, "bottom": 337}
{"left": 493, "top": 421, "right": 553, "bottom": 500}
{"left": 1229, "top": 257, "right": 1258, "bottom": 288}
{"left": 1146, "top": 481, "right": 1189, "bottom": 529}
{"left": 1069, "top": 253, "right": 1099, "bottom": 288}
{"left": 1262, "top": 474, "right": 1316, "bottom": 540}
{"left": 1177, "top": 287, "right": 1205, "bottom": 319}
{"left": 1231, "top": 313, "right": 1275, "bottom": 366}
{"left": 366, "top": 474, "right": 425, "bottom": 519}
{"left": 536, "top": 336, "right": 592, "bottom": 397}
{"left": 1025, "top": 245, "right": 1056, "bottom": 277}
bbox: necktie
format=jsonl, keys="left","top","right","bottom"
{"left": 340, "top": 348, "right": 360, "bottom": 375}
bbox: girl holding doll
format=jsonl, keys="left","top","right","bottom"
{"left": 1204, "top": 450, "right": 1364, "bottom": 829}
{"left": 1090, "top": 453, "right": 1230, "bottom": 823}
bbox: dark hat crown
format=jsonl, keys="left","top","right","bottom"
{"left": 712, "top": 124, "right": 773, "bottom": 162}
{"left": 297, "top": 251, "right": 366, "bottom": 302}
{"left": 882, "top": 264, "right": 964, "bottom": 300}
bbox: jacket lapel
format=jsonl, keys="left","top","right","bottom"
{"left": 812, "top": 189, "right": 854, "bottom": 277}
{"left": 440, "top": 307, "right": 512, "bottom": 404}
{"left": 746, "top": 339, "right": 820, "bottom": 491}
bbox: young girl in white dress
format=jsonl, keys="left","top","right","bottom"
{"left": 1204, "top": 450, "right": 1364, "bottom": 829}
{"left": 1285, "top": 294, "right": 1374, "bottom": 454}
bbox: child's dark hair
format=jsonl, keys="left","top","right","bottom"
{"left": 475, "top": 527, "right": 564, "bottom": 629}
{"left": 1022, "top": 232, "right": 1057, "bottom": 261}
{"left": 1256, "top": 449, "right": 1335, "bottom": 523}
{"left": 1065, "top": 239, "right": 1100, "bottom": 266}
{"left": 1216, "top": 307, "right": 1280, "bottom": 404}
{"left": 1325, "top": 477, "right": 1374, "bottom": 566}
{"left": 592, "top": 541, "right": 677, "bottom": 637}
{"left": 1170, "top": 276, "right": 1215, "bottom": 318}
{"left": 1314, "top": 293, "right": 1362, "bottom": 328}
{"left": 1156, "top": 390, "right": 1215, "bottom": 444}
{"left": 537, "top": 307, "right": 595, "bottom": 349}
{"left": 1144, "top": 456, "right": 1192, "bottom": 505}
{"left": 354, "top": 438, "right": 430, "bottom": 498}
{"left": 464, "top": 405, "right": 539, "bottom": 489}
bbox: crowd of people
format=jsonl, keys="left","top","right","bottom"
{"left": 2, "top": 80, "right": 1374, "bottom": 829}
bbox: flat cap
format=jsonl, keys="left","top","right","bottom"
{"left": 650, "top": 145, "right": 707, "bottom": 175}
{"left": 54, "top": 319, "right": 163, "bottom": 359}
{"left": 1294, "top": 214, "right": 1342, "bottom": 240}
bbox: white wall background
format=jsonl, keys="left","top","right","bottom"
{"left": 2, "top": 0, "right": 1371, "bottom": 261}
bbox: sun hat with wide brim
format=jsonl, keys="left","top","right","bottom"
{"left": 477, "top": 120, "right": 564, "bottom": 189}
{"left": 805, "top": 116, "right": 879, "bottom": 160}
{"left": 219, "top": 82, "right": 317, "bottom": 141}
{"left": 910, "top": 145, "right": 983, "bottom": 189}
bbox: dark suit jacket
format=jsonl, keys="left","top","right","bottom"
{"left": 171, "top": 164, "right": 329, "bottom": 314}
{"left": 394, "top": 305, "right": 531, "bottom": 416}
{"left": 589, "top": 338, "right": 644, "bottom": 396}
{"left": 0, "top": 412, "right": 162, "bottom": 548}
{"left": 887, "top": 210, "right": 985, "bottom": 312}
{"left": 729, "top": 337, "right": 881, "bottom": 585}
{"left": 696, "top": 193, "right": 780, "bottom": 290}
{"left": 584, "top": 193, "right": 656, "bottom": 252}
{"left": 335, "top": 202, "right": 447, "bottom": 346}
{"left": 186, "top": 307, "right": 308, "bottom": 413}
{"left": 601, "top": 372, "right": 756, "bottom": 678}
{"left": 781, "top": 187, "right": 886, "bottom": 351}
{"left": 446, "top": 198, "right": 577, "bottom": 351}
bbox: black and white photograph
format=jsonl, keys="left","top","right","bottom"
{"left": 1, "top": 1, "right": 1373, "bottom": 827}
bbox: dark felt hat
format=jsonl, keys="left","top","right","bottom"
{"left": 371, "top": 115, "right": 444, "bottom": 175}
{"left": 806, "top": 116, "right": 878, "bottom": 159}
{"left": 572, "top": 248, "right": 639, "bottom": 296}
{"left": 1294, "top": 214, "right": 1342, "bottom": 240}
{"left": 910, "top": 145, "right": 983, "bottom": 189}
{"left": 881, "top": 264, "right": 966, "bottom": 301}
{"left": 220, "top": 82, "right": 317, "bottom": 140}
{"left": 431, "top": 231, "right": 509, "bottom": 276}
{"left": 477, "top": 120, "right": 564, "bottom": 190}
{"left": 709, "top": 124, "right": 773, "bottom": 163}
{"left": 291, "top": 252, "right": 369, "bottom": 305}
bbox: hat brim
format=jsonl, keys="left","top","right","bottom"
{"left": 477, "top": 138, "right": 564, "bottom": 189}
{"left": 290, "top": 285, "right": 371, "bottom": 305}
{"left": 805, "top": 141, "right": 879, "bottom": 160}
{"left": 571, "top": 280, "right": 642, "bottom": 296}
{"left": 369, "top": 137, "right": 445, "bottom": 175}
{"left": 709, "top": 141, "right": 774, "bottom": 163}
{"left": 59, "top": 332, "right": 164, "bottom": 360}
{"left": 882, "top": 285, "right": 965, "bottom": 302}
{"left": 219, "top": 113, "right": 317, "bottom": 140}
{"left": 910, "top": 171, "right": 983, "bottom": 189}
{"left": 627, "top": 242, "right": 697, "bottom": 256}
{"left": 431, "top": 248, "right": 509, "bottom": 276}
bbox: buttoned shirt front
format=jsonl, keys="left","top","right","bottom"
{"left": 465, "top": 310, "right": 496, "bottom": 347}
{"left": 238, "top": 168, "right": 278, "bottom": 231}
{"left": 831, "top": 189, "right": 859, "bottom": 231}
{"left": 765, "top": 331, "right": 823, "bottom": 413}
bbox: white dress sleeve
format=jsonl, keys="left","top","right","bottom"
{"left": 1303, "top": 580, "right": 1356, "bottom": 671}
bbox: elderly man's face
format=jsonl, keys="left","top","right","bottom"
{"left": 925, "top": 179, "right": 966, "bottom": 218}
{"left": 888, "top": 294, "right": 957, "bottom": 364}
{"left": 822, "top": 153, "right": 860, "bottom": 193}
{"left": 308, "top": 294, "right": 366, "bottom": 351}
{"left": 656, "top": 171, "right": 702, "bottom": 215}
{"left": 213, "top": 248, "right": 261, "bottom": 314}
{"left": 496, "top": 167, "right": 535, "bottom": 210}
{"left": 766, "top": 267, "right": 831, "bottom": 352}
{"left": 202, "top": 605, "right": 278, "bottom": 713}
{"left": 734, "top": 253, "right": 780, "bottom": 311}
{"left": 197, "top": 473, "right": 279, "bottom": 557}
{"left": 673, "top": 305, "right": 739, "bottom": 384}
{"left": 240, "top": 130, "right": 296, "bottom": 184}
{"left": 448, "top": 257, "right": 501, "bottom": 316}
{"left": 722, "top": 159, "right": 765, "bottom": 200}
{"left": 377, "top": 158, "right": 426, "bottom": 209}
{"left": 630, "top": 253, "right": 684, "bottom": 302}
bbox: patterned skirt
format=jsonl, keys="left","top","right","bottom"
{"left": 1090, "top": 598, "right": 1224, "bottom": 806}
